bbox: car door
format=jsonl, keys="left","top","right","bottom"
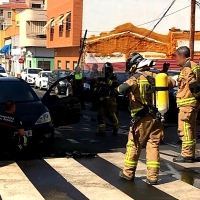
{"left": 42, "top": 76, "right": 80, "bottom": 127}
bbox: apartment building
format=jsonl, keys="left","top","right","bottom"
{"left": 46, "top": 0, "right": 82, "bottom": 70}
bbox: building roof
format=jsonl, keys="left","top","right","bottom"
{"left": 0, "top": 3, "right": 29, "bottom": 9}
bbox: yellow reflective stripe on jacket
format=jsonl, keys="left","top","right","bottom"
{"left": 177, "top": 97, "right": 197, "bottom": 106}
{"left": 137, "top": 80, "right": 149, "bottom": 104}
{"left": 124, "top": 140, "right": 138, "bottom": 167}
{"left": 75, "top": 73, "right": 83, "bottom": 80}
{"left": 192, "top": 66, "right": 200, "bottom": 73}
{"left": 131, "top": 107, "right": 143, "bottom": 117}
{"left": 108, "top": 80, "right": 112, "bottom": 86}
{"left": 146, "top": 161, "right": 160, "bottom": 168}
{"left": 179, "top": 73, "right": 184, "bottom": 78}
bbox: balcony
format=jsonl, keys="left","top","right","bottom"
{"left": 26, "top": 21, "right": 46, "bottom": 38}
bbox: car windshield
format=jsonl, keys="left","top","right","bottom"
{"left": 168, "top": 71, "right": 180, "bottom": 77}
{"left": 0, "top": 81, "right": 39, "bottom": 103}
{"left": 42, "top": 72, "right": 51, "bottom": 77}
{"left": 116, "top": 72, "right": 130, "bottom": 84}
{"left": 28, "top": 69, "right": 42, "bottom": 74}
{"left": 0, "top": 67, "right": 6, "bottom": 73}
{"left": 58, "top": 71, "right": 69, "bottom": 78}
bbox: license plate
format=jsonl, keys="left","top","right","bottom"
{"left": 25, "top": 130, "right": 32, "bottom": 137}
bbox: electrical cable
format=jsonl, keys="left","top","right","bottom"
{"left": 125, "top": 0, "right": 177, "bottom": 53}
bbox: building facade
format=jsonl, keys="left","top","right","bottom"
{"left": 18, "top": 9, "right": 54, "bottom": 71}
{"left": 46, "top": 0, "right": 82, "bottom": 70}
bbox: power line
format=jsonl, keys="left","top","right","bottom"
{"left": 124, "top": 0, "right": 177, "bottom": 54}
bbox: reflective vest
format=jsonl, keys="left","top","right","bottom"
{"left": 75, "top": 73, "right": 83, "bottom": 80}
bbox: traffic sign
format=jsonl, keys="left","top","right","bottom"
{"left": 18, "top": 58, "right": 24, "bottom": 63}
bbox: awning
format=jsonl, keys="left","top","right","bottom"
{"left": 43, "top": 18, "right": 54, "bottom": 29}
{"left": 58, "top": 12, "right": 71, "bottom": 26}
{"left": 0, "top": 44, "right": 11, "bottom": 54}
{"left": 54, "top": 14, "right": 63, "bottom": 25}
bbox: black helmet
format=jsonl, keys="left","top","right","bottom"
{"left": 126, "top": 53, "right": 156, "bottom": 74}
{"left": 102, "top": 62, "right": 113, "bottom": 75}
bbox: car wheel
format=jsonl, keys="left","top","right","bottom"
{"left": 55, "top": 86, "right": 60, "bottom": 95}
{"left": 39, "top": 82, "right": 42, "bottom": 90}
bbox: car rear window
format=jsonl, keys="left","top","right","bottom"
{"left": 0, "top": 67, "right": 6, "bottom": 73}
{"left": 28, "top": 69, "right": 42, "bottom": 74}
{"left": 0, "top": 81, "right": 40, "bottom": 103}
{"left": 42, "top": 72, "right": 51, "bottom": 77}
{"left": 58, "top": 71, "right": 69, "bottom": 78}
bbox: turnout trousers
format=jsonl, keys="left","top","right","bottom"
{"left": 97, "top": 97, "right": 119, "bottom": 132}
{"left": 178, "top": 106, "right": 199, "bottom": 158}
{"left": 123, "top": 114, "right": 164, "bottom": 181}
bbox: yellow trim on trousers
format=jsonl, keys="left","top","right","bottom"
{"left": 146, "top": 161, "right": 160, "bottom": 169}
{"left": 177, "top": 97, "right": 197, "bottom": 106}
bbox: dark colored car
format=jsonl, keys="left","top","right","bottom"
{"left": 0, "top": 77, "right": 80, "bottom": 146}
{"left": 115, "top": 71, "right": 130, "bottom": 110}
{"left": 47, "top": 70, "right": 71, "bottom": 95}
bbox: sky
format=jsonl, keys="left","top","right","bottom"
{"left": 0, "top": 0, "right": 8, "bottom": 4}
{"left": 82, "top": 0, "right": 199, "bottom": 37}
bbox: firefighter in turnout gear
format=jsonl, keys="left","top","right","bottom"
{"left": 173, "top": 46, "right": 200, "bottom": 163}
{"left": 94, "top": 62, "right": 119, "bottom": 136}
{"left": 118, "top": 53, "right": 176, "bottom": 185}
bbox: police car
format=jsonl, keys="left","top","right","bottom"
{"left": 0, "top": 66, "right": 8, "bottom": 77}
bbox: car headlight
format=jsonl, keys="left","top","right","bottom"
{"left": 35, "top": 112, "right": 51, "bottom": 125}
{"left": 28, "top": 75, "right": 32, "bottom": 78}
{"left": 43, "top": 80, "right": 47, "bottom": 82}
{"left": 59, "top": 81, "right": 65, "bottom": 85}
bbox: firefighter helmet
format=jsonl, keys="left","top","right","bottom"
{"left": 102, "top": 62, "right": 113, "bottom": 76}
{"left": 126, "top": 53, "right": 156, "bottom": 74}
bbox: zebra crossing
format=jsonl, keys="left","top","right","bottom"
{"left": 0, "top": 149, "right": 200, "bottom": 200}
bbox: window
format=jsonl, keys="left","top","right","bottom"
{"left": 73, "top": 61, "right": 77, "bottom": 69}
{"left": 66, "top": 61, "right": 70, "bottom": 69}
{"left": 7, "top": 12, "right": 11, "bottom": 18}
{"left": 66, "top": 15, "right": 71, "bottom": 31}
{"left": 59, "top": 25, "right": 64, "bottom": 32}
{"left": 0, "top": 81, "right": 39, "bottom": 103}
{"left": 32, "top": 4, "right": 41, "bottom": 8}
{"left": 58, "top": 60, "right": 61, "bottom": 69}
{"left": 50, "top": 27, "right": 54, "bottom": 34}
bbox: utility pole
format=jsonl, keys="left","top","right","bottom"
{"left": 190, "top": 0, "right": 196, "bottom": 60}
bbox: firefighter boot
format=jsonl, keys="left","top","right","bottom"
{"left": 119, "top": 171, "right": 134, "bottom": 181}
{"left": 173, "top": 154, "right": 194, "bottom": 163}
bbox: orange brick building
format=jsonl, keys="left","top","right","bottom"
{"left": 46, "top": 0, "right": 83, "bottom": 70}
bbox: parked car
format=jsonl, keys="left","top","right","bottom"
{"left": 0, "top": 77, "right": 80, "bottom": 146}
{"left": 0, "top": 66, "right": 8, "bottom": 77}
{"left": 47, "top": 70, "right": 72, "bottom": 95}
{"left": 21, "top": 68, "right": 43, "bottom": 85}
{"left": 35, "top": 71, "right": 52, "bottom": 90}
{"left": 115, "top": 71, "right": 130, "bottom": 110}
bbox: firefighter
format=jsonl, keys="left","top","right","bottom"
{"left": 0, "top": 100, "right": 27, "bottom": 159}
{"left": 173, "top": 46, "right": 200, "bottom": 163}
{"left": 94, "top": 62, "right": 119, "bottom": 136}
{"left": 118, "top": 53, "right": 176, "bottom": 185}
{"left": 69, "top": 66, "right": 86, "bottom": 109}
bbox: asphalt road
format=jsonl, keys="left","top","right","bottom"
{"left": 0, "top": 87, "right": 200, "bottom": 200}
